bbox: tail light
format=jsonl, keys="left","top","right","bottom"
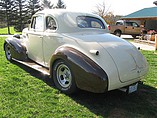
{"left": 108, "top": 25, "right": 111, "bottom": 30}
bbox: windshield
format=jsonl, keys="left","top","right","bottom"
{"left": 77, "top": 16, "right": 105, "bottom": 29}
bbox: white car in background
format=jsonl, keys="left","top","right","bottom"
{"left": 4, "top": 9, "right": 148, "bottom": 94}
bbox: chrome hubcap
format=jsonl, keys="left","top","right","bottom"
{"left": 56, "top": 64, "right": 72, "bottom": 88}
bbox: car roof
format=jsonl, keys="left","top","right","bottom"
{"left": 33, "top": 9, "right": 108, "bottom": 33}
{"left": 35, "top": 9, "right": 98, "bottom": 17}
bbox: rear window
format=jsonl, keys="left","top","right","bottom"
{"left": 77, "top": 16, "right": 105, "bottom": 29}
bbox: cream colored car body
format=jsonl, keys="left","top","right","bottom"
{"left": 22, "top": 9, "right": 148, "bottom": 91}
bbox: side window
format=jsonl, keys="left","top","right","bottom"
{"left": 31, "top": 15, "right": 44, "bottom": 31}
{"left": 91, "top": 21, "right": 102, "bottom": 28}
{"left": 126, "top": 22, "right": 132, "bottom": 26}
{"left": 77, "top": 17, "right": 88, "bottom": 28}
{"left": 132, "top": 22, "right": 139, "bottom": 27}
{"left": 116, "top": 22, "right": 123, "bottom": 25}
{"left": 46, "top": 17, "right": 57, "bottom": 30}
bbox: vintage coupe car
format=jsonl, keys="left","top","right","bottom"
{"left": 4, "top": 9, "right": 148, "bottom": 94}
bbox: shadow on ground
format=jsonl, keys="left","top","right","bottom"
{"left": 12, "top": 61, "right": 54, "bottom": 87}
{"left": 70, "top": 85, "right": 157, "bottom": 118}
{"left": 13, "top": 61, "right": 157, "bottom": 118}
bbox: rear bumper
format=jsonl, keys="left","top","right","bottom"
{"left": 108, "top": 75, "right": 146, "bottom": 91}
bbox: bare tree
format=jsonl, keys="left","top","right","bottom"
{"left": 93, "top": 1, "right": 121, "bottom": 25}
{"left": 104, "top": 12, "right": 122, "bottom": 25}
{"left": 93, "top": 1, "right": 110, "bottom": 18}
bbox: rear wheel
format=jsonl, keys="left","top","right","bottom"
{"left": 52, "top": 60, "right": 77, "bottom": 94}
{"left": 114, "top": 30, "right": 121, "bottom": 37}
{"left": 4, "top": 43, "right": 12, "bottom": 61}
{"left": 132, "top": 35, "right": 137, "bottom": 39}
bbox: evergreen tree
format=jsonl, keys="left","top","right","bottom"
{"left": 0, "top": 0, "right": 14, "bottom": 34}
{"left": 0, "top": 9, "right": 7, "bottom": 28}
{"left": 14, "top": 0, "right": 29, "bottom": 32}
{"left": 27, "top": 0, "right": 42, "bottom": 18}
{"left": 55, "top": 0, "right": 66, "bottom": 9}
{"left": 41, "top": 0, "right": 54, "bottom": 9}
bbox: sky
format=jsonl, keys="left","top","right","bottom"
{"left": 52, "top": 0, "right": 156, "bottom": 16}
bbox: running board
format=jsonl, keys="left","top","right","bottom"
{"left": 13, "top": 58, "right": 50, "bottom": 75}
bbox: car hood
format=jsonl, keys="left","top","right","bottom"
{"left": 64, "top": 33, "right": 148, "bottom": 83}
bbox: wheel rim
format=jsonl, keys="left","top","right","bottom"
{"left": 56, "top": 64, "right": 72, "bottom": 88}
{"left": 115, "top": 32, "right": 120, "bottom": 36}
{"left": 5, "top": 45, "right": 11, "bottom": 60}
{"left": 115, "top": 31, "right": 121, "bottom": 37}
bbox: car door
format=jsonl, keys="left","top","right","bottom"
{"left": 132, "top": 22, "right": 141, "bottom": 34}
{"left": 26, "top": 14, "right": 45, "bottom": 66}
{"left": 43, "top": 16, "right": 62, "bottom": 67}
{"left": 124, "top": 22, "right": 133, "bottom": 34}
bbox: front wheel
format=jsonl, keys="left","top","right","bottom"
{"left": 4, "top": 43, "right": 12, "bottom": 61}
{"left": 52, "top": 60, "right": 77, "bottom": 94}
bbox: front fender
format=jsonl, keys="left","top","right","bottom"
{"left": 50, "top": 46, "right": 108, "bottom": 93}
{"left": 4, "top": 37, "right": 27, "bottom": 60}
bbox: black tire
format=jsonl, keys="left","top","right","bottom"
{"left": 132, "top": 35, "right": 137, "bottom": 39}
{"left": 114, "top": 30, "right": 121, "bottom": 37}
{"left": 4, "top": 43, "right": 12, "bottom": 62}
{"left": 52, "top": 60, "right": 77, "bottom": 94}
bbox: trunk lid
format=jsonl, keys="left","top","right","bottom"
{"left": 95, "top": 34, "right": 148, "bottom": 82}
{"left": 64, "top": 33, "right": 148, "bottom": 83}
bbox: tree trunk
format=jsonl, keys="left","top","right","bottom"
{"left": 6, "top": 9, "right": 10, "bottom": 34}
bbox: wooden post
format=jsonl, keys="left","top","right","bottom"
{"left": 155, "top": 34, "right": 157, "bottom": 50}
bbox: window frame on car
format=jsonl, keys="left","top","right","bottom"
{"left": 30, "top": 14, "right": 44, "bottom": 32}
{"left": 45, "top": 16, "right": 57, "bottom": 31}
{"left": 77, "top": 16, "right": 105, "bottom": 29}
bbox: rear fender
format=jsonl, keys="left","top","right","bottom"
{"left": 50, "top": 46, "right": 108, "bottom": 93}
{"left": 4, "top": 37, "right": 27, "bottom": 61}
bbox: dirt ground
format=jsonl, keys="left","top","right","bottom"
{"left": 121, "top": 35, "right": 156, "bottom": 51}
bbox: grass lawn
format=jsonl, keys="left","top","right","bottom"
{"left": 0, "top": 37, "right": 157, "bottom": 118}
{"left": 0, "top": 27, "right": 21, "bottom": 35}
